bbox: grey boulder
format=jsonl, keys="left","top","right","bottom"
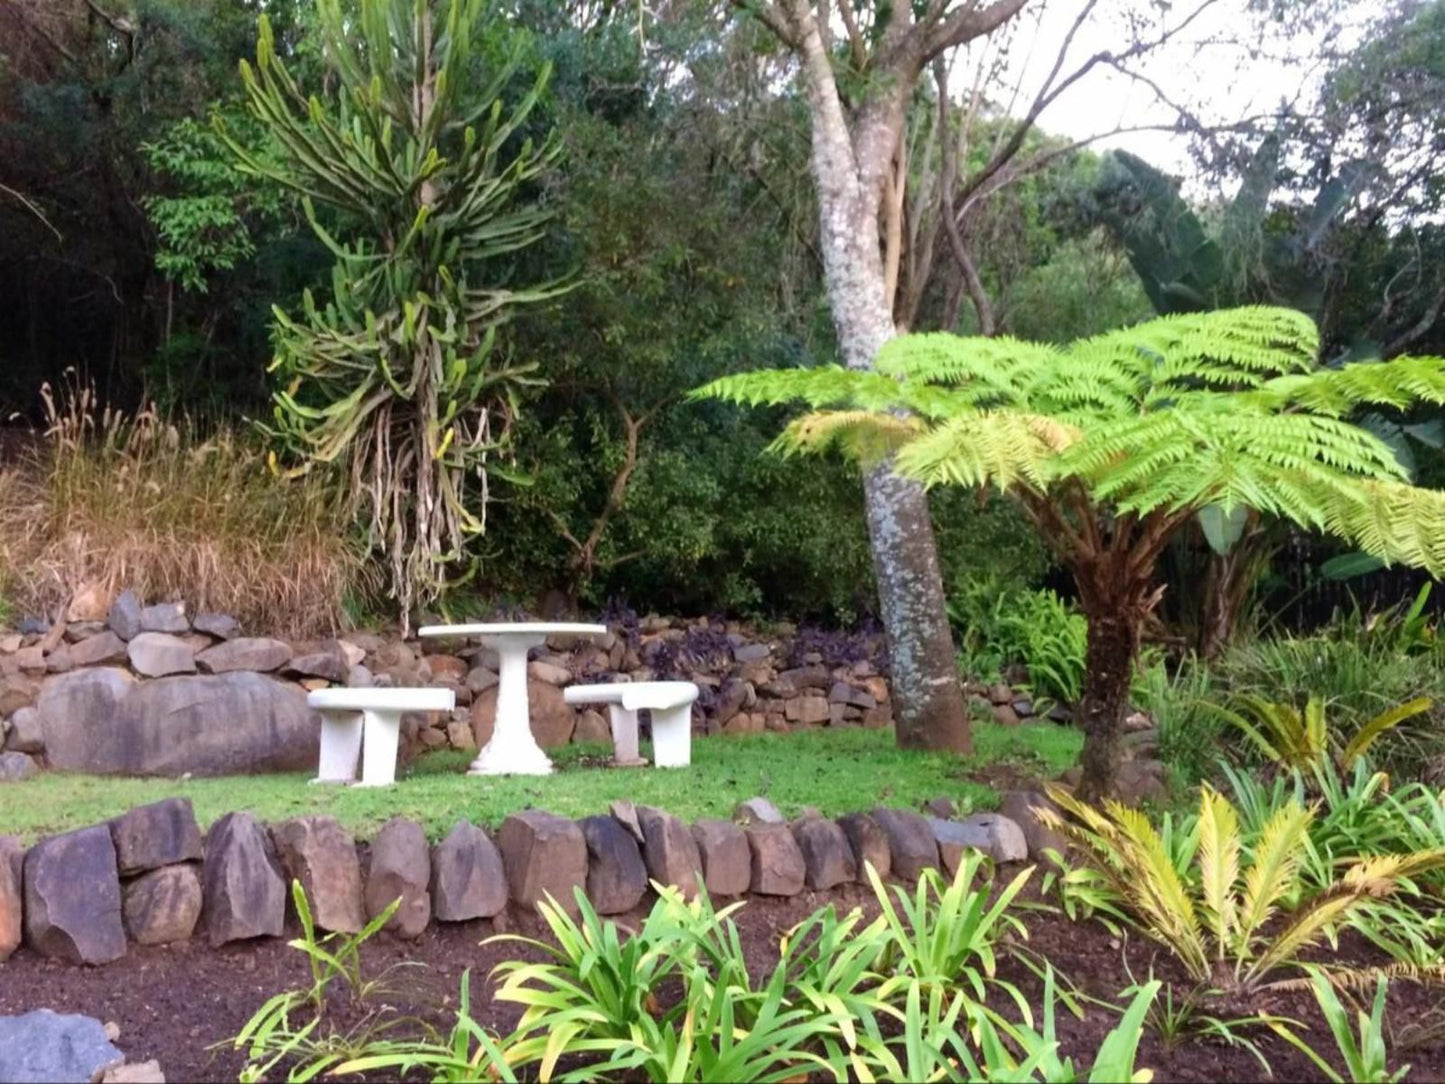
{"left": 637, "top": 806, "right": 702, "bottom": 900}
{"left": 430, "top": 821, "right": 507, "bottom": 922}
{"left": 744, "top": 823, "right": 805, "bottom": 897}
{"left": 365, "top": 818, "right": 431, "bottom": 939}
{"left": 109, "top": 798, "right": 203, "bottom": 875}
{"left": 196, "top": 637, "right": 292, "bottom": 675}
{"left": 497, "top": 810, "right": 587, "bottom": 913}
{"left": 791, "top": 816, "right": 857, "bottom": 890}
{"left": 126, "top": 633, "right": 196, "bottom": 678}
{"left": 123, "top": 864, "right": 202, "bottom": 945}
{"left": 202, "top": 812, "right": 285, "bottom": 946}
{"left": 871, "top": 808, "right": 939, "bottom": 882}
{"left": 23, "top": 825, "right": 126, "bottom": 964}
{"left": 0, "top": 751, "right": 38, "bottom": 782}
{"left": 0, "top": 1009, "right": 124, "bottom": 1083}
{"left": 272, "top": 817, "right": 365, "bottom": 934}
{"left": 580, "top": 815, "right": 647, "bottom": 914}
{"left": 0, "top": 836, "right": 21, "bottom": 962}
{"left": 108, "top": 591, "right": 143, "bottom": 641}
{"left": 690, "top": 819, "right": 750, "bottom": 896}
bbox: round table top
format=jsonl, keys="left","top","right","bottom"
{"left": 416, "top": 622, "right": 609, "bottom": 640}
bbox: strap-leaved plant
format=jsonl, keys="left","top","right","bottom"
{"left": 222, "top": 0, "right": 566, "bottom": 624}
{"left": 696, "top": 307, "right": 1445, "bottom": 798}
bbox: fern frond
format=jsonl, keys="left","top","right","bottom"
{"left": 772, "top": 410, "right": 922, "bottom": 464}
{"left": 893, "top": 410, "right": 1077, "bottom": 491}
{"left": 1249, "top": 355, "right": 1445, "bottom": 416}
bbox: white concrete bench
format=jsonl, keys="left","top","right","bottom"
{"left": 308, "top": 687, "right": 455, "bottom": 787}
{"left": 563, "top": 681, "right": 699, "bottom": 768}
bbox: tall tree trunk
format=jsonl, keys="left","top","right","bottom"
{"left": 1075, "top": 607, "right": 1140, "bottom": 802}
{"left": 792, "top": 4, "right": 970, "bottom": 752}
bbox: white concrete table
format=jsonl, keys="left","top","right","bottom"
{"left": 417, "top": 622, "right": 607, "bottom": 776}
{"left": 308, "top": 687, "right": 455, "bottom": 787}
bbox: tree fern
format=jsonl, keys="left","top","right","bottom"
{"left": 694, "top": 307, "right": 1445, "bottom": 798}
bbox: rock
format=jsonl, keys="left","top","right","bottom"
{"left": 445, "top": 720, "right": 476, "bottom": 750}
{"left": 785, "top": 695, "right": 830, "bottom": 726}
{"left": 466, "top": 667, "right": 499, "bottom": 695}
{"left": 924, "top": 797, "right": 956, "bottom": 819}
{"left": 23, "top": 825, "right": 126, "bottom": 964}
{"left": 122, "top": 864, "right": 202, "bottom": 945}
{"left": 497, "top": 810, "right": 587, "bottom": 912}
{"left": 0, "top": 751, "right": 37, "bottom": 781}
{"left": 827, "top": 682, "right": 876, "bottom": 710}
{"left": 139, "top": 602, "right": 189, "bottom": 635}
{"left": 1125, "top": 710, "right": 1153, "bottom": 732}
{"left": 861, "top": 706, "right": 893, "bottom": 729}
{"left": 732, "top": 643, "right": 771, "bottom": 664}
{"left": 126, "top": 633, "right": 195, "bottom": 678}
{"left": 999, "top": 791, "right": 1069, "bottom": 860}
{"left": 5, "top": 706, "right": 43, "bottom": 753}
{"left": 109, "top": 798, "right": 203, "bottom": 875}
{"left": 108, "top": 592, "right": 143, "bottom": 642}
{"left": 573, "top": 709, "right": 610, "bottom": 745}
{"left": 988, "top": 683, "right": 1013, "bottom": 705}
{"left": 930, "top": 814, "right": 1028, "bottom": 869}
{"left": 365, "top": 818, "right": 431, "bottom": 939}
{"left": 0, "top": 837, "right": 22, "bottom": 961}
{"left": 836, "top": 813, "right": 890, "bottom": 882}
{"left": 272, "top": 817, "right": 365, "bottom": 933}
{"left": 13, "top": 646, "right": 45, "bottom": 672}
{"left": 67, "top": 631, "right": 128, "bottom": 668}
{"left": 1012, "top": 698, "right": 1034, "bottom": 719}
{"left": 1047, "top": 703, "right": 1073, "bottom": 724}
{"left": 202, "top": 812, "right": 285, "bottom": 946}
{"left": 196, "top": 637, "right": 291, "bottom": 674}
{"left": 347, "top": 664, "right": 374, "bottom": 688}
{"left": 580, "top": 815, "right": 647, "bottom": 914}
{"left": 191, "top": 612, "right": 240, "bottom": 640}
{"left": 711, "top": 679, "right": 750, "bottom": 726}
{"left": 527, "top": 660, "right": 572, "bottom": 687}
{"left": 0, "top": 634, "right": 18, "bottom": 653}
{"left": 991, "top": 703, "right": 1021, "bottom": 726}
{"left": 690, "top": 820, "right": 750, "bottom": 896}
{"left": 0, "top": 675, "right": 36, "bottom": 718}
{"left": 429, "top": 821, "right": 507, "bottom": 922}
{"left": 286, "top": 643, "right": 348, "bottom": 683}
{"left": 102, "top": 1060, "right": 166, "bottom": 1083}
{"left": 871, "top": 808, "right": 939, "bottom": 881}
{"left": 778, "top": 665, "right": 830, "bottom": 691}
{"left": 39, "top": 670, "right": 319, "bottom": 776}
{"left": 1115, "top": 760, "right": 1168, "bottom": 806}
{"left": 609, "top": 800, "right": 646, "bottom": 843}
{"left": 734, "top": 796, "right": 785, "bottom": 825}
{"left": 723, "top": 713, "right": 764, "bottom": 736}
{"left": 637, "top": 806, "right": 702, "bottom": 899}
{"left": 0, "top": 1009, "right": 124, "bottom": 1083}
{"left": 790, "top": 817, "right": 856, "bottom": 890}
{"left": 471, "top": 679, "right": 575, "bottom": 748}
{"left": 744, "top": 823, "right": 805, "bottom": 896}
{"left": 43, "top": 644, "right": 76, "bottom": 674}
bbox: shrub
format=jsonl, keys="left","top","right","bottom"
{"left": 0, "top": 379, "right": 364, "bottom": 637}
{"left": 1207, "top": 693, "right": 1433, "bottom": 775}
{"left": 950, "top": 583, "right": 1087, "bottom": 706}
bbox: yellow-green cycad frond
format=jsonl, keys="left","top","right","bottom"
{"left": 1197, "top": 788, "right": 1241, "bottom": 959}
{"left": 1340, "top": 697, "right": 1433, "bottom": 769}
{"left": 1249, "top": 355, "right": 1445, "bottom": 416}
{"left": 773, "top": 410, "right": 923, "bottom": 466}
{"left": 1237, "top": 798, "right": 1312, "bottom": 946}
{"left": 893, "top": 411, "right": 1079, "bottom": 491}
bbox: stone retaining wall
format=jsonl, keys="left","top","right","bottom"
{"left": 0, "top": 793, "right": 1067, "bottom": 966}
{"left": 0, "top": 590, "right": 904, "bottom": 778}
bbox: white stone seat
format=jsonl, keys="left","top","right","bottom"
{"left": 308, "top": 687, "right": 455, "bottom": 787}
{"left": 563, "top": 681, "right": 699, "bottom": 768}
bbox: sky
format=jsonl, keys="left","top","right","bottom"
{"left": 965, "top": 0, "right": 1366, "bottom": 183}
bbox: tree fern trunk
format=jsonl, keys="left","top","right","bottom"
{"left": 1075, "top": 610, "right": 1140, "bottom": 802}
{"left": 791, "top": 2, "right": 969, "bottom": 753}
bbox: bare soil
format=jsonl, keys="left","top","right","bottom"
{"left": 1, "top": 884, "right": 1441, "bottom": 1082}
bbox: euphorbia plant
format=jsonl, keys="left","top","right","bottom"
{"left": 696, "top": 307, "right": 1445, "bottom": 798}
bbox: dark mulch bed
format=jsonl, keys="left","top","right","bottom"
{"left": 1, "top": 884, "right": 1442, "bottom": 1082}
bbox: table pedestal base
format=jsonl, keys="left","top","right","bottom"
{"left": 467, "top": 740, "right": 554, "bottom": 776}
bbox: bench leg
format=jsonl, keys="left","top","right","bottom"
{"left": 313, "top": 710, "right": 362, "bottom": 784}
{"left": 650, "top": 705, "right": 692, "bottom": 768}
{"left": 609, "top": 705, "right": 646, "bottom": 767}
{"left": 357, "top": 708, "right": 402, "bottom": 787}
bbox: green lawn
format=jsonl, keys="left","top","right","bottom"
{"left": 4, "top": 723, "right": 1080, "bottom": 844}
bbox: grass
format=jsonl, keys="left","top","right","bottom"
{"left": 4, "top": 722, "right": 1080, "bottom": 844}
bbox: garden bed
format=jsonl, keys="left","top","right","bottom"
{"left": 1, "top": 882, "right": 1440, "bottom": 1082}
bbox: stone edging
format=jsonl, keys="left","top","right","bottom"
{"left": 0, "top": 793, "right": 1068, "bottom": 967}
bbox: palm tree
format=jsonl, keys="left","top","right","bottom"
{"left": 696, "top": 307, "right": 1445, "bottom": 799}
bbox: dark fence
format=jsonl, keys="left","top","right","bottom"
{"left": 1258, "top": 534, "right": 1442, "bottom": 633}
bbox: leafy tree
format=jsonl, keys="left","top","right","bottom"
{"left": 221, "top": 0, "right": 566, "bottom": 623}
{"left": 698, "top": 306, "right": 1445, "bottom": 798}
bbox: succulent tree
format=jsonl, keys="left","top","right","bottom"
{"left": 697, "top": 307, "right": 1445, "bottom": 799}
{"left": 222, "top": 0, "right": 564, "bottom": 623}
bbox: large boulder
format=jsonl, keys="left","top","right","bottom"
{"left": 791, "top": 816, "right": 857, "bottom": 890}
{"left": 471, "top": 679, "right": 576, "bottom": 748}
{"left": 0, "top": 1009, "right": 124, "bottom": 1084}
{"left": 67, "top": 631, "right": 128, "bottom": 668}
{"left": 122, "top": 864, "right": 202, "bottom": 945}
{"left": 109, "top": 798, "right": 203, "bottom": 875}
{"left": 744, "top": 823, "right": 805, "bottom": 897}
{"left": 836, "top": 813, "right": 891, "bottom": 883}
{"left": 193, "top": 613, "right": 240, "bottom": 640}
{"left": 0, "top": 836, "right": 21, "bottom": 962}
{"left": 430, "top": 821, "right": 507, "bottom": 922}
{"left": 4, "top": 706, "right": 44, "bottom": 753}
{"left": 39, "top": 669, "right": 319, "bottom": 776}
{"left": 365, "top": 818, "right": 431, "bottom": 939}
{"left": 497, "top": 810, "right": 587, "bottom": 912}
{"left": 580, "top": 815, "right": 647, "bottom": 914}
{"left": 999, "top": 790, "right": 1070, "bottom": 859}
{"left": 930, "top": 814, "right": 1029, "bottom": 870}
{"left": 127, "top": 633, "right": 195, "bottom": 678}
{"left": 23, "top": 825, "right": 126, "bottom": 964}
{"left": 271, "top": 817, "right": 365, "bottom": 934}
{"left": 202, "top": 812, "right": 285, "bottom": 946}
{"left": 0, "top": 752, "right": 37, "bottom": 782}
{"left": 690, "top": 819, "right": 750, "bottom": 896}
{"left": 637, "top": 806, "right": 702, "bottom": 900}
{"left": 871, "top": 808, "right": 939, "bottom": 882}
{"left": 196, "top": 638, "right": 292, "bottom": 675}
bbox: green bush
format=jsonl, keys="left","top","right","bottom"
{"left": 950, "top": 583, "right": 1086, "bottom": 705}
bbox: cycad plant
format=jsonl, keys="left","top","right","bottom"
{"left": 1209, "top": 693, "right": 1433, "bottom": 775}
{"left": 223, "top": 0, "right": 565, "bottom": 624}
{"left": 696, "top": 307, "right": 1445, "bottom": 798}
{"left": 1039, "top": 785, "right": 1445, "bottom": 992}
